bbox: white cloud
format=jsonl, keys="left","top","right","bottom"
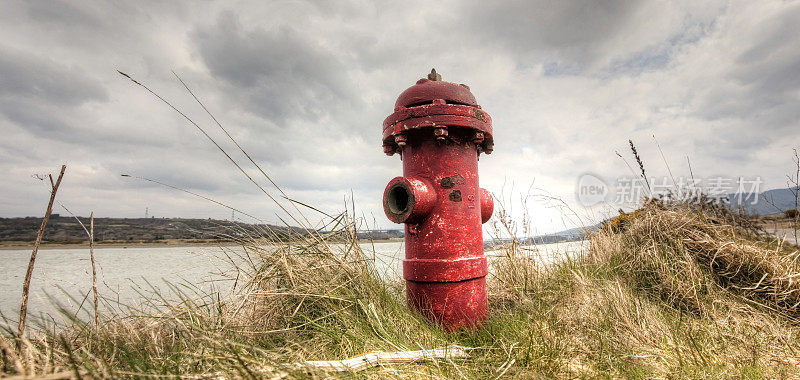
{"left": 0, "top": 0, "right": 798, "bottom": 234}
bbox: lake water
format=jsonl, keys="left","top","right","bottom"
{"left": 0, "top": 240, "right": 586, "bottom": 322}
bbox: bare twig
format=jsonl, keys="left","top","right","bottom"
{"left": 90, "top": 212, "right": 99, "bottom": 329}
{"left": 789, "top": 148, "right": 799, "bottom": 243}
{"left": 53, "top": 203, "right": 101, "bottom": 328}
{"left": 18, "top": 165, "right": 66, "bottom": 348}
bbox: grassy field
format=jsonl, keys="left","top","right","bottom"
{"left": 2, "top": 200, "right": 799, "bottom": 379}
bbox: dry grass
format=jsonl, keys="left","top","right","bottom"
{"left": 2, "top": 201, "right": 799, "bottom": 378}
{"left": 593, "top": 201, "right": 800, "bottom": 319}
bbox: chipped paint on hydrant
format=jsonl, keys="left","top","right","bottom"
{"left": 381, "top": 69, "right": 494, "bottom": 331}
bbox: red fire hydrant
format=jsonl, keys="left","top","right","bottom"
{"left": 382, "top": 69, "right": 494, "bottom": 330}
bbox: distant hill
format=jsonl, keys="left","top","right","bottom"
{"left": 0, "top": 216, "right": 303, "bottom": 243}
{"left": 728, "top": 187, "right": 799, "bottom": 215}
{"left": 522, "top": 187, "right": 800, "bottom": 243}
{"left": 521, "top": 225, "right": 598, "bottom": 244}
{"left": 0, "top": 216, "right": 406, "bottom": 244}
{"left": 356, "top": 229, "right": 403, "bottom": 240}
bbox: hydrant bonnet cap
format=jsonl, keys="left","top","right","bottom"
{"left": 394, "top": 72, "right": 478, "bottom": 108}
{"left": 382, "top": 69, "right": 494, "bottom": 156}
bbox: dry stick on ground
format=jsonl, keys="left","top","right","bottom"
{"left": 17, "top": 165, "right": 66, "bottom": 349}
{"left": 295, "top": 345, "right": 470, "bottom": 372}
{"left": 0, "top": 346, "right": 471, "bottom": 379}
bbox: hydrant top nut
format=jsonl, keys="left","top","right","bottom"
{"left": 395, "top": 78, "right": 477, "bottom": 108}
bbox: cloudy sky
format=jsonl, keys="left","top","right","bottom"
{"left": 1, "top": 0, "right": 798, "bottom": 234}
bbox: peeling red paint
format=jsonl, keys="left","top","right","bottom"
{"left": 381, "top": 70, "right": 494, "bottom": 331}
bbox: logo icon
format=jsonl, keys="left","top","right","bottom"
{"left": 576, "top": 174, "right": 608, "bottom": 206}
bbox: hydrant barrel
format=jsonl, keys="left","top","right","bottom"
{"left": 381, "top": 69, "right": 493, "bottom": 330}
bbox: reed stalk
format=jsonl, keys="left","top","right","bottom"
{"left": 17, "top": 165, "right": 66, "bottom": 350}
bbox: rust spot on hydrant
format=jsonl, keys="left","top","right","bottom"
{"left": 439, "top": 174, "right": 464, "bottom": 189}
{"left": 381, "top": 70, "right": 495, "bottom": 331}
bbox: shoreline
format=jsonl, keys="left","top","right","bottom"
{"left": 0, "top": 238, "right": 405, "bottom": 251}
{"left": 1, "top": 238, "right": 593, "bottom": 251}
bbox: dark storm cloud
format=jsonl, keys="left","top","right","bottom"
{"left": 463, "top": 0, "right": 642, "bottom": 67}
{"left": 9, "top": 0, "right": 191, "bottom": 50}
{"left": 24, "top": 0, "right": 104, "bottom": 29}
{"left": 694, "top": 3, "right": 800, "bottom": 132}
{"left": 191, "top": 11, "right": 357, "bottom": 124}
{"left": 0, "top": 98, "right": 72, "bottom": 137}
{"left": 0, "top": 47, "right": 107, "bottom": 106}
{"left": 733, "top": 9, "right": 800, "bottom": 103}
{"left": 0, "top": 46, "right": 108, "bottom": 142}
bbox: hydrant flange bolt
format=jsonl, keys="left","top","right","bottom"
{"left": 394, "top": 135, "right": 407, "bottom": 147}
{"left": 473, "top": 131, "right": 485, "bottom": 144}
{"left": 434, "top": 127, "right": 448, "bottom": 141}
